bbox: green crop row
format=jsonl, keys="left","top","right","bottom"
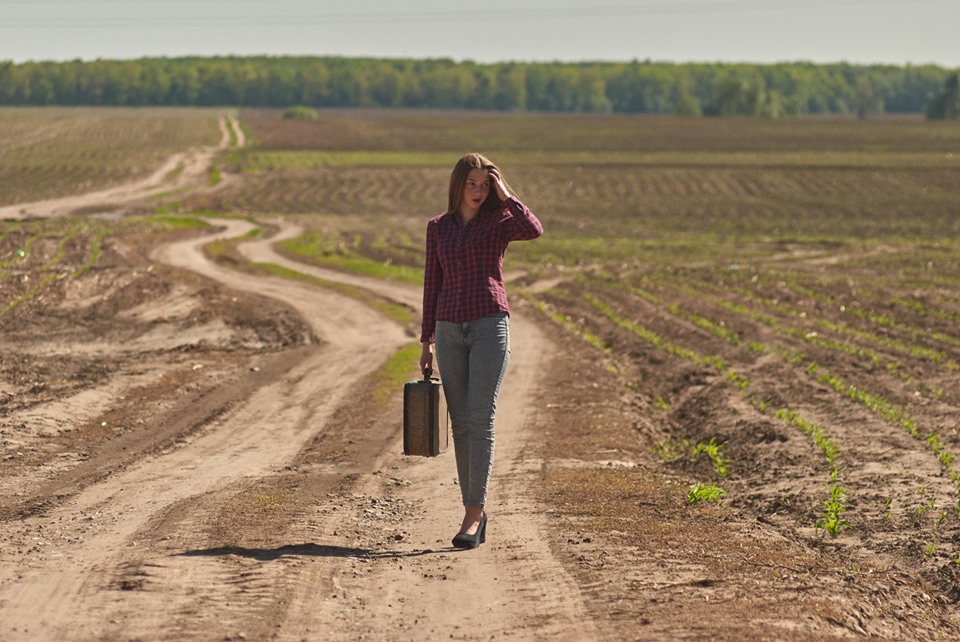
{"left": 655, "top": 270, "right": 959, "bottom": 375}
{"left": 572, "top": 291, "right": 848, "bottom": 533}
{"left": 654, "top": 436, "right": 731, "bottom": 479}
{"left": 0, "top": 223, "right": 114, "bottom": 317}
{"left": 240, "top": 149, "right": 957, "bottom": 172}
{"left": 577, "top": 281, "right": 959, "bottom": 537}
{"left": 597, "top": 275, "right": 960, "bottom": 510}
{"left": 805, "top": 363, "right": 916, "bottom": 434}
{"left": 892, "top": 295, "right": 960, "bottom": 328}
{"left": 606, "top": 274, "right": 955, "bottom": 484}
{"left": 588, "top": 279, "right": 917, "bottom": 434}
{"left": 0, "top": 272, "right": 61, "bottom": 318}
{"left": 522, "top": 293, "right": 611, "bottom": 355}
{"left": 39, "top": 224, "right": 84, "bottom": 271}
{"left": 780, "top": 279, "right": 960, "bottom": 355}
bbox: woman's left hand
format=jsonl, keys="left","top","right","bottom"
{"left": 419, "top": 341, "right": 434, "bottom": 376}
{"left": 487, "top": 166, "right": 511, "bottom": 201}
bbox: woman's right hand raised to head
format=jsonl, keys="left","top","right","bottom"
{"left": 419, "top": 341, "right": 434, "bottom": 376}
{"left": 486, "top": 166, "right": 511, "bottom": 202}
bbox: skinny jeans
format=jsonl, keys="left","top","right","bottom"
{"left": 434, "top": 313, "right": 510, "bottom": 508}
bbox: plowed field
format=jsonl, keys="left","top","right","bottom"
{"left": 2, "top": 108, "right": 959, "bottom": 640}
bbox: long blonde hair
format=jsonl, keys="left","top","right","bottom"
{"left": 447, "top": 153, "right": 514, "bottom": 215}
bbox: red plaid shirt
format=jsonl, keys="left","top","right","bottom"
{"left": 420, "top": 196, "right": 543, "bottom": 343}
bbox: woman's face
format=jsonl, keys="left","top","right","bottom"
{"left": 461, "top": 168, "right": 491, "bottom": 214}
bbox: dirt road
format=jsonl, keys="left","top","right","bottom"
{"left": 236, "top": 221, "right": 598, "bottom": 640}
{"left": 8, "top": 112, "right": 958, "bottom": 641}
{"left": 0, "top": 205, "right": 595, "bottom": 637}
{"left": 0, "top": 115, "right": 239, "bottom": 221}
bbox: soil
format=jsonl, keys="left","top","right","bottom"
{"left": 1, "top": 124, "right": 958, "bottom": 641}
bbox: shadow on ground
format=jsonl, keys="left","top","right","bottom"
{"left": 178, "top": 543, "right": 452, "bottom": 561}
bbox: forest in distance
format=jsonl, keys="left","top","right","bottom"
{"left": 2, "top": 55, "right": 959, "bottom": 118}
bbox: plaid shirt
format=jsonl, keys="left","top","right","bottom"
{"left": 420, "top": 196, "right": 543, "bottom": 343}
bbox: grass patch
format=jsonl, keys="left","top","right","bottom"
{"left": 240, "top": 149, "right": 956, "bottom": 172}
{"left": 146, "top": 215, "right": 213, "bottom": 230}
{"left": 202, "top": 227, "right": 414, "bottom": 326}
{"left": 277, "top": 233, "right": 422, "bottom": 285}
{"left": 242, "top": 150, "right": 451, "bottom": 172}
{"left": 163, "top": 162, "right": 186, "bottom": 183}
{"left": 203, "top": 228, "right": 416, "bottom": 327}
{"left": 226, "top": 114, "right": 240, "bottom": 146}
{"left": 282, "top": 106, "right": 318, "bottom": 121}
{"left": 203, "top": 228, "right": 260, "bottom": 264}
{"left": 373, "top": 343, "right": 423, "bottom": 404}
{"left": 247, "top": 262, "right": 413, "bottom": 326}
{"left": 154, "top": 200, "right": 183, "bottom": 214}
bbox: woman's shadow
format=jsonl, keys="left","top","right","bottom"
{"left": 178, "top": 543, "right": 450, "bottom": 561}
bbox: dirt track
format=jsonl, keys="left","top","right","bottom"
{"left": 0, "top": 115, "right": 238, "bottom": 221}
{"left": 3, "top": 113, "right": 960, "bottom": 641}
{"left": 0, "top": 154, "right": 594, "bottom": 639}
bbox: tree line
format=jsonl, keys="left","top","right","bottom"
{"left": 0, "top": 56, "right": 957, "bottom": 117}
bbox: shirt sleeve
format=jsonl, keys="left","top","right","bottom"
{"left": 420, "top": 218, "right": 443, "bottom": 343}
{"left": 498, "top": 196, "right": 544, "bottom": 242}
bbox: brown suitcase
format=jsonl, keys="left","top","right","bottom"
{"left": 403, "top": 368, "right": 449, "bottom": 457}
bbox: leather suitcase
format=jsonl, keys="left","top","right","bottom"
{"left": 403, "top": 369, "right": 449, "bottom": 457}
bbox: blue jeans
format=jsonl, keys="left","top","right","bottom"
{"left": 435, "top": 313, "right": 510, "bottom": 508}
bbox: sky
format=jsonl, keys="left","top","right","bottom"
{"left": 2, "top": 0, "right": 959, "bottom": 68}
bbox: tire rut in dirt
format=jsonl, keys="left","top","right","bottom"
{"left": 85, "top": 353, "right": 415, "bottom": 641}
{"left": 0, "top": 347, "right": 316, "bottom": 523}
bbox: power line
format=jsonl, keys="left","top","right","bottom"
{"left": 0, "top": 0, "right": 953, "bottom": 27}
{"left": 0, "top": 0, "right": 946, "bottom": 4}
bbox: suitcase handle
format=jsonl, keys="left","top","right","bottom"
{"left": 422, "top": 367, "right": 433, "bottom": 380}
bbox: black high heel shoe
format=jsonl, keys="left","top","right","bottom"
{"left": 452, "top": 512, "right": 487, "bottom": 549}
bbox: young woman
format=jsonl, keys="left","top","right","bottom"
{"left": 419, "top": 153, "right": 543, "bottom": 549}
